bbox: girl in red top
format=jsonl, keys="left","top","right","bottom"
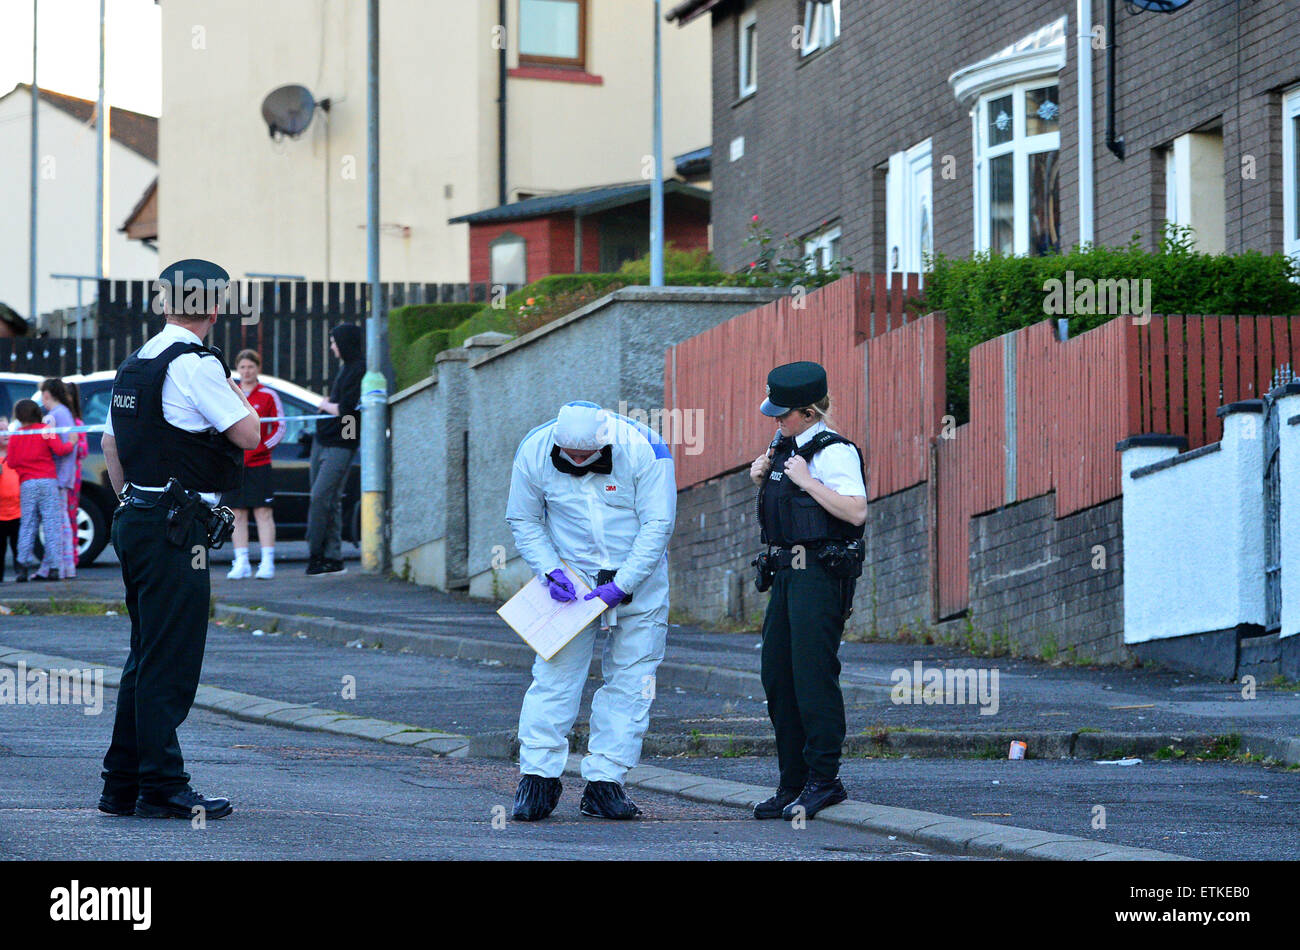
{"left": 0, "top": 417, "right": 22, "bottom": 581}
{"left": 222, "top": 350, "right": 285, "bottom": 579}
{"left": 8, "top": 399, "right": 76, "bottom": 581}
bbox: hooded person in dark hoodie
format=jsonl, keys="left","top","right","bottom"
{"left": 306, "top": 324, "right": 363, "bottom": 575}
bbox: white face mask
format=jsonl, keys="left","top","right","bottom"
{"left": 558, "top": 448, "right": 601, "bottom": 467}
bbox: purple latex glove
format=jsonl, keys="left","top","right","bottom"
{"left": 584, "top": 580, "right": 627, "bottom": 608}
{"left": 545, "top": 569, "right": 576, "bottom": 603}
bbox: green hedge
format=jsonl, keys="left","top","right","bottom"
{"left": 390, "top": 270, "right": 784, "bottom": 389}
{"left": 388, "top": 303, "right": 483, "bottom": 390}
{"left": 926, "top": 231, "right": 1300, "bottom": 422}
{"left": 444, "top": 271, "right": 747, "bottom": 348}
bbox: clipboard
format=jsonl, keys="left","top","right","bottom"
{"left": 496, "top": 565, "right": 607, "bottom": 660}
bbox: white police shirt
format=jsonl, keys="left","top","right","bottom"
{"left": 795, "top": 420, "right": 866, "bottom": 498}
{"left": 103, "top": 322, "right": 249, "bottom": 504}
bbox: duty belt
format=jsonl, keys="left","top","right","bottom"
{"left": 767, "top": 544, "right": 826, "bottom": 571}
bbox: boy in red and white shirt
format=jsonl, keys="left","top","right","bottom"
{"left": 221, "top": 350, "right": 285, "bottom": 579}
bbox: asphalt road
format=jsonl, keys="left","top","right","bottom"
{"left": 0, "top": 688, "right": 949, "bottom": 861}
{"left": 1, "top": 612, "right": 1297, "bottom": 859}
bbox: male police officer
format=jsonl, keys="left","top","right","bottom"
{"left": 97, "top": 259, "right": 262, "bottom": 820}
{"left": 506, "top": 402, "right": 676, "bottom": 821}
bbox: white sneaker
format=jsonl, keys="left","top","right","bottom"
{"left": 255, "top": 559, "right": 275, "bottom": 580}
{"left": 226, "top": 559, "right": 252, "bottom": 580}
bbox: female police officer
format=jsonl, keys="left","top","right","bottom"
{"left": 748, "top": 361, "right": 866, "bottom": 820}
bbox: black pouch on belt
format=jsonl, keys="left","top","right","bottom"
{"left": 751, "top": 552, "right": 774, "bottom": 593}
{"left": 815, "top": 538, "right": 866, "bottom": 580}
{"left": 162, "top": 479, "right": 205, "bottom": 548}
{"left": 595, "top": 569, "right": 634, "bottom": 604}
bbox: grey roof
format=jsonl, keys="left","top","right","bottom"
{"left": 448, "top": 180, "right": 710, "bottom": 225}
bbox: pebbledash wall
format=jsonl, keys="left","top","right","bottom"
{"left": 387, "top": 286, "right": 782, "bottom": 597}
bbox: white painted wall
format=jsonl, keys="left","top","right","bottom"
{"left": 1121, "top": 411, "right": 1265, "bottom": 644}
{"left": 1277, "top": 392, "right": 1300, "bottom": 639}
{"left": 0, "top": 89, "right": 158, "bottom": 320}
{"left": 157, "top": 0, "right": 712, "bottom": 283}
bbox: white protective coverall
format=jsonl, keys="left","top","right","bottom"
{"left": 506, "top": 401, "right": 676, "bottom": 784}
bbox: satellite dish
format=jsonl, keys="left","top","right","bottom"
{"left": 261, "top": 84, "right": 321, "bottom": 139}
{"left": 1126, "top": 0, "right": 1194, "bottom": 11}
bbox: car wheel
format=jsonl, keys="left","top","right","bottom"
{"left": 34, "top": 496, "right": 108, "bottom": 567}
{"left": 76, "top": 495, "right": 110, "bottom": 565}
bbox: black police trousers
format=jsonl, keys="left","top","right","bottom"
{"left": 101, "top": 501, "right": 210, "bottom": 800}
{"left": 760, "top": 559, "right": 851, "bottom": 789}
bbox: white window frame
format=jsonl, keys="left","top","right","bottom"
{"left": 804, "top": 225, "right": 842, "bottom": 272}
{"left": 738, "top": 10, "right": 758, "bottom": 98}
{"left": 886, "top": 138, "right": 934, "bottom": 277}
{"left": 1164, "top": 145, "right": 1179, "bottom": 229}
{"left": 490, "top": 231, "right": 527, "bottom": 287}
{"left": 1284, "top": 85, "right": 1300, "bottom": 263}
{"left": 972, "top": 79, "right": 1061, "bottom": 256}
{"left": 800, "top": 0, "right": 840, "bottom": 57}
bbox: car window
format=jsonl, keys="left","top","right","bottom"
{"left": 0, "top": 382, "right": 39, "bottom": 421}
{"left": 79, "top": 383, "right": 112, "bottom": 428}
{"left": 268, "top": 389, "right": 317, "bottom": 444}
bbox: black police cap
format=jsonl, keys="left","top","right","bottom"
{"left": 154, "top": 258, "right": 231, "bottom": 317}
{"left": 760, "top": 360, "right": 828, "bottom": 417}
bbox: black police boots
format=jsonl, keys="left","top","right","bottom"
{"left": 97, "top": 792, "right": 136, "bottom": 816}
{"left": 781, "top": 776, "right": 847, "bottom": 820}
{"left": 753, "top": 786, "right": 801, "bottom": 819}
{"left": 135, "top": 786, "right": 234, "bottom": 820}
{"left": 512, "top": 774, "right": 563, "bottom": 822}
{"left": 579, "top": 780, "right": 642, "bottom": 819}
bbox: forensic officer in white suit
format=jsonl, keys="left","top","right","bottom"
{"left": 506, "top": 401, "right": 676, "bottom": 820}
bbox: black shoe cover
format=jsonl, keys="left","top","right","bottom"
{"left": 512, "top": 774, "right": 562, "bottom": 821}
{"left": 579, "top": 780, "right": 642, "bottom": 820}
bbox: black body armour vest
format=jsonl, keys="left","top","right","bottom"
{"left": 110, "top": 341, "right": 244, "bottom": 493}
{"left": 759, "top": 431, "right": 865, "bottom": 547}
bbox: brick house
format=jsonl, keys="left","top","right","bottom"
{"left": 668, "top": 0, "right": 1300, "bottom": 273}
{"left": 450, "top": 181, "right": 712, "bottom": 284}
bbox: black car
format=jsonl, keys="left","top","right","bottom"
{"left": 67, "top": 371, "right": 361, "bottom": 565}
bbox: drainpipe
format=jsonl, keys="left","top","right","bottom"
{"left": 1105, "top": 0, "right": 1125, "bottom": 159}
{"left": 498, "top": 0, "right": 507, "bottom": 206}
{"left": 1077, "top": 0, "right": 1096, "bottom": 244}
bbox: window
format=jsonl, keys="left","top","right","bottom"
{"left": 1163, "top": 131, "right": 1226, "bottom": 253}
{"left": 804, "top": 225, "right": 842, "bottom": 272}
{"left": 490, "top": 232, "right": 527, "bottom": 287}
{"left": 738, "top": 10, "right": 758, "bottom": 98}
{"left": 519, "top": 0, "right": 586, "bottom": 69}
{"left": 973, "top": 82, "right": 1060, "bottom": 256}
{"left": 1284, "top": 86, "right": 1300, "bottom": 262}
{"left": 800, "top": 0, "right": 840, "bottom": 57}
